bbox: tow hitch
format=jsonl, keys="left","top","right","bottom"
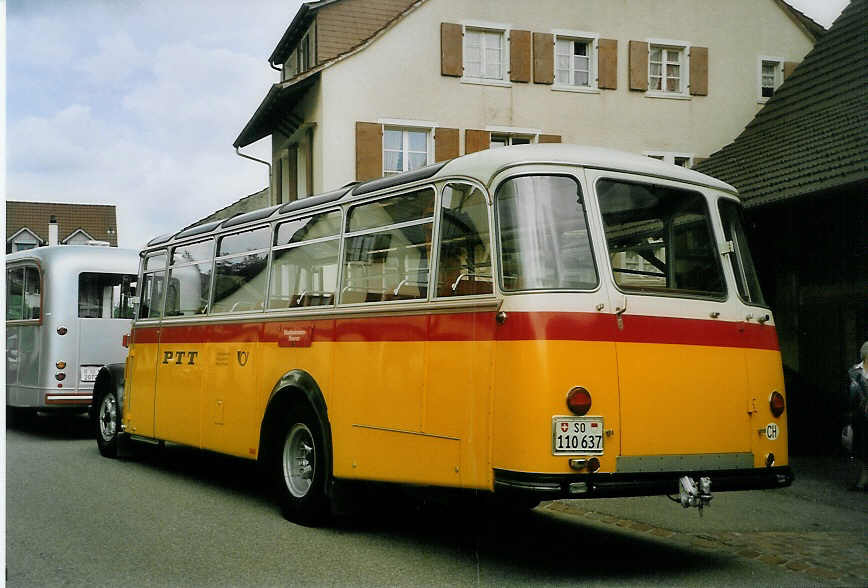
{"left": 677, "top": 476, "right": 712, "bottom": 515}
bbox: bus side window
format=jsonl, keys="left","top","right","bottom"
{"left": 212, "top": 227, "right": 269, "bottom": 314}
{"left": 167, "top": 239, "right": 214, "bottom": 316}
{"left": 23, "top": 266, "right": 41, "bottom": 320}
{"left": 6, "top": 267, "right": 24, "bottom": 321}
{"left": 436, "top": 183, "right": 493, "bottom": 297}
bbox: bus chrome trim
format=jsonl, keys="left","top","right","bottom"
{"left": 616, "top": 453, "right": 754, "bottom": 473}
{"left": 45, "top": 394, "right": 92, "bottom": 405}
{"left": 351, "top": 424, "right": 460, "bottom": 442}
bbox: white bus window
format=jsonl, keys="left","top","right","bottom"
{"left": 269, "top": 240, "right": 340, "bottom": 309}
{"left": 597, "top": 180, "right": 725, "bottom": 297}
{"left": 139, "top": 271, "right": 166, "bottom": 319}
{"left": 212, "top": 228, "right": 269, "bottom": 314}
{"left": 436, "top": 184, "right": 493, "bottom": 297}
{"left": 79, "top": 273, "right": 138, "bottom": 319}
{"left": 275, "top": 210, "right": 341, "bottom": 246}
{"left": 23, "top": 267, "right": 41, "bottom": 320}
{"left": 719, "top": 200, "right": 765, "bottom": 305}
{"left": 144, "top": 251, "right": 167, "bottom": 272}
{"left": 6, "top": 268, "right": 24, "bottom": 321}
{"left": 497, "top": 176, "right": 598, "bottom": 291}
{"left": 167, "top": 240, "right": 214, "bottom": 317}
{"left": 341, "top": 188, "right": 434, "bottom": 304}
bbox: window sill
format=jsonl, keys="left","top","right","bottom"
{"left": 461, "top": 77, "right": 512, "bottom": 88}
{"left": 645, "top": 91, "right": 691, "bottom": 101}
{"left": 552, "top": 85, "right": 600, "bottom": 95}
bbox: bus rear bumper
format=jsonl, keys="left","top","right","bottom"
{"left": 493, "top": 466, "right": 794, "bottom": 499}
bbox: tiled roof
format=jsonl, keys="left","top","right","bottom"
{"left": 183, "top": 187, "right": 271, "bottom": 229}
{"left": 695, "top": 0, "right": 867, "bottom": 207}
{"left": 6, "top": 201, "right": 118, "bottom": 246}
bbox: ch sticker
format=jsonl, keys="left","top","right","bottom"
{"left": 237, "top": 351, "right": 249, "bottom": 367}
{"left": 765, "top": 423, "right": 779, "bottom": 441}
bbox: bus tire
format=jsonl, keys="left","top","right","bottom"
{"left": 275, "top": 403, "right": 330, "bottom": 526}
{"left": 95, "top": 388, "right": 121, "bottom": 458}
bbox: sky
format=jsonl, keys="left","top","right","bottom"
{"left": 3, "top": 0, "right": 851, "bottom": 249}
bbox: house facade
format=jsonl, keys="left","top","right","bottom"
{"left": 235, "top": 0, "right": 820, "bottom": 205}
{"left": 6, "top": 201, "right": 119, "bottom": 253}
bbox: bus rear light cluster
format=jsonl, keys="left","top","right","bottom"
{"left": 57, "top": 326, "right": 68, "bottom": 336}
{"left": 56, "top": 361, "right": 66, "bottom": 369}
{"left": 769, "top": 391, "right": 785, "bottom": 417}
{"left": 566, "top": 386, "right": 592, "bottom": 416}
{"left": 55, "top": 372, "right": 66, "bottom": 381}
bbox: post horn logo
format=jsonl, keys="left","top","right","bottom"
{"left": 237, "top": 351, "right": 249, "bottom": 367}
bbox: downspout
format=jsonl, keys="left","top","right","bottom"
{"left": 235, "top": 146, "right": 273, "bottom": 201}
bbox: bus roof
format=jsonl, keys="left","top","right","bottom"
{"left": 144, "top": 144, "right": 737, "bottom": 249}
{"left": 6, "top": 245, "right": 139, "bottom": 278}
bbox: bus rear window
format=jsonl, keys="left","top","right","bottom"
{"left": 496, "top": 175, "right": 598, "bottom": 291}
{"left": 597, "top": 179, "right": 725, "bottom": 298}
{"left": 6, "top": 266, "right": 41, "bottom": 321}
{"left": 79, "top": 273, "right": 137, "bottom": 319}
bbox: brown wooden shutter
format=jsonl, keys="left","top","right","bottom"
{"left": 539, "top": 134, "right": 561, "bottom": 144}
{"left": 629, "top": 40, "right": 648, "bottom": 91}
{"left": 533, "top": 32, "right": 554, "bottom": 84}
{"left": 465, "top": 129, "right": 490, "bottom": 154}
{"left": 510, "top": 30, "right": 531, "bottom": 83}
{"left": 435, "top": 127, "right": 460, "bottom": 162}
{"left": 355, "top": 122, "right": 382, "bottom": 181}
{"left": 305, "top": 129, "right": 314, "bottom": 195}
{"left": 689, "top": 46, "right": 708, "bottom": 96}
{"left": 783, "top": 61, "right": 799, "bottom": 79}
{"left": 597, "top": 39, "right": 617, "bottom": 90}
{"left": 441, "top": 23, "right": 463, "bottom": 77}
{"left": 288, "top": 147, "right": 298, "bottom": 201}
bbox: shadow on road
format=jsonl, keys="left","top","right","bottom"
{"left": 6, "top": 410, "right": 92, "bottom": 440}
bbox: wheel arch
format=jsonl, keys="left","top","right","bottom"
{"left": 89, "top": 363, "right": 125, "bottom": 421}
{"left": 259, "top": 369, "right": 333, "bottom": 487}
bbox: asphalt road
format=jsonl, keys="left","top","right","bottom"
{"left": 6, "top": 413, "right": 865, "bottom": 586}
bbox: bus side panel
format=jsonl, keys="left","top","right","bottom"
{"left": 199, "top": 322, "right": 264, "bottom": 458}
{"left": 426, "top": 311, "right": 495, "bottom": 489}
{"left": 124, "top": 329, "right": 158, "bottom": 437}
{"left": 616, "top": 341, "right": 752, "bottom": 456}
{"left": 744, "top": 347, "right": 789, "bottom": 467}
{"left": 492, "top": 338, "right": 621, "bottom": 475}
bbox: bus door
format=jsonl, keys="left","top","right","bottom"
{"left": 125, "top": 252, "right": 167, "bottom": 439}
{"left": 590, "top": 172, "right": 752, "bottom": 461}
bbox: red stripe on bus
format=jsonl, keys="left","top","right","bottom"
{"left": 130, "top": 311, "right": 778, "bottom": 350}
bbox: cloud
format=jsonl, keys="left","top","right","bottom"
{"left": 76, "top": 32, "right": 147, "bottom": 84}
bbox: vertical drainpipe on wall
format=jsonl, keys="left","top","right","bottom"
{"left": 48, "top": 215, "right": 59, "bottom": 246}
{"left": 235, "top": 147, "right": 273, "bottom": 204}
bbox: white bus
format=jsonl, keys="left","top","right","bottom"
{"left": 6, "top": 244, "right": 139, "bottom": 422}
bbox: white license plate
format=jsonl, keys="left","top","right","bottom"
{"left": 80, "top": 365, "right": 100, "bottom": 382}
{"left": 552, "top": 416, "right": 604, "bottom": 455}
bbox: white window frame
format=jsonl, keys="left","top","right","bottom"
{"left": 62, "top": 228, "right": 96, "bottom": 245}
{"left": 379, "top": 119, "right": 436, "bottom": 176}
{"left": 8, "top": 228, "right": 42, "bottom": 252}
{"left": 758, "top": 56, "right": 784, "bottom": 103}
{"left": 552, "top": 30, "right": 599, "bottom": 93}
{"left": 647, "top": 39, "right": 691, "bottom": 99}
{"left": 487, "top": 125, "right": 540, "bottom": 148}
{"left": 461, "top": 21, "right": 511, "bottom": 87}
{"left": 644, "top": 151, "right": 695, "bottom": 168}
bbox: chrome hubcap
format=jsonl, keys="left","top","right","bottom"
{"left": 283, "top": 423, "right": 315, "bottom": 498}
{"left": 99, "top": 394, "right": 116, "bottom": 441}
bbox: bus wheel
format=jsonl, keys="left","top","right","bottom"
{"left": 276, "top": 405, "right": 329, "bottom": 526}
{"left": 95, "top": 390, "right": 120, "bottom": 458}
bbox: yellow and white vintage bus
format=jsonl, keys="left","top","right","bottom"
{"left": 94, "top": 144, "right": 792, "bottom": 524}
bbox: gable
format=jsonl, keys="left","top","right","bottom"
{"left": 5, "top": 201, "right": 119, "bottom": 246}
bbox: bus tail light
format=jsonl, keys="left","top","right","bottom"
{"left": 56, "top": 361, "right": 67, "bottom": 369}
{"left": 769, "top": 391, "right": 785, "bottom": 417}
{"left": 55, "top": 373, "right": 66, "bottom": 381}
{"left": 57, "top": 326, "right": 68, "bottom": 336}
{"left": 566, "top": 386, "right": 592, "bottom": 416}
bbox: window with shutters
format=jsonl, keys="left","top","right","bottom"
{"left": 553, "top": 32, "right": 598, "bottom": 91}
{"left": 383, "top": 127, "right": 431, "bottom": 176}
{"left": 463, "top": 24, "right": 509, "bottom": 85}
{"left": 648, "top": 41, "right": 689, "bottom": 96}
{"left": 759, "top": 57, "right": 784, "bottom": 101}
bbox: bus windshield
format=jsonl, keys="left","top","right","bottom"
{"left": 496, "top": 175, "right": 598, "bottom": 291}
